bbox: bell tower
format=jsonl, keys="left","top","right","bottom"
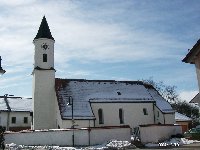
{"left": 32, "top": 16, "right": 56, "bottom": 129}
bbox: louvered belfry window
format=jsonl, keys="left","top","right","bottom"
{"left": 43, "top": 54, "right": 47, "bottom": 62}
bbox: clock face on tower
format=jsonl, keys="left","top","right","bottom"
{"left": 41, "top": 43, "right": 49, "bottom": 50}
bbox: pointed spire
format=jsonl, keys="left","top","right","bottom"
{"left": 34, "top": 16, "right": 54, "bottom": 41}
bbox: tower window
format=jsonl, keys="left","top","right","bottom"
{"left": 43, "top": 54, "right": 47, "bottom": 62}
{"left": 98, "top": 108, "right": 104, "bottom": 124}
{"left": 119, "top": 108, "right": 124, "bottom": 124}
{"left": 143, "top": 108, "right": 148, "bottom": 115}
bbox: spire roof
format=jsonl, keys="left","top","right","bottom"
{"left": 34, "top": 16, "right": 54, "bottom": 41}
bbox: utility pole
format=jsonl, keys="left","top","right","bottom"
{"left": 69, "top": 96, "right": 74, "bottom": 147}
{"left": 4, "top": 94, "right": 13, "bottom": 131}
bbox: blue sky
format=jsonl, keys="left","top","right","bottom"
{"left": 0, "top": 0, "right": 199, "bottom": 101}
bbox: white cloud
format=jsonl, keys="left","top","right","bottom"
{"left": 179, "top": 90, "right": 199, "bottom": 102}
{"left": 0, "top": 0, "right": 189, "bottom": 70}
{"left": 0, "top": 0, "right": 199, "bottom": 97}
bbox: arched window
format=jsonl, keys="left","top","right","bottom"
{"left": 98, "top": 108, "right": 104, "bottom": 124}
{"left": 119, "top": 108, "right": 124, "bottom": 124}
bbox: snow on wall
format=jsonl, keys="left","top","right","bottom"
{"left": 5, "top": 126, "right": 131, "bottom": 146}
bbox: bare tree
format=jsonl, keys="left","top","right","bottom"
{"left": 143, "top": 77, "right": 179, "bottom": 103}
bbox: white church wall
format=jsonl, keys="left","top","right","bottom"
{"left": 33, "top": 38, "right": 55, "bottom": 69}
{"left": 164, "top": 113, "right": 175, "bottom": 124}
{"left": 154, "top": 107, "right": 164, "bottom": 124}
{"left": 33, "top": 70, "right": 56, "bottom": 129}
{"left": 91, "top": 102, "right": 155, "bottom": 129}
{"left": 61, "top": 119, "right": 94, "bottom": 128}
{"left": 5, "top": 126, "right": 131, "bottom": 146}
{"left": 89, "top": 126, "right": 131, "bottom": 145}
{"left": 154, "top": 107, "right": 175, "bottom": 124}
{"left": 55, "top": 96, "right": 63, "bottom": 128}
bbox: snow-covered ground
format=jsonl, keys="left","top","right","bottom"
{"left": 145, "top": 137, "right": 200, "bottom": 148}
{"left": 5, "top": 138, "right": 200, "bottom": 149}
{"left": 6, "top": 140, "right": 133, "bottom": 150}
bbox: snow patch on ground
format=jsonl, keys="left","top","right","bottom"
{"left": 6, "top": 140, "right": 133, "bottom": 150}
{"left": 145, "top": 138, "right": 200, "bottom": 148}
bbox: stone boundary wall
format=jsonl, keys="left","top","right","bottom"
{"left": 139, "top": 124, "right": 182, "bottom": 143}
{"left": 5, "top": 126, "right": 131, "bottom": 146}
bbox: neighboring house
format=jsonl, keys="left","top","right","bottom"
{"left": 183, "top": 39, "right": 200, "bottom": 105}
{"left": 175, "top": 112, "right": 192, "bottom": 133}
{"left": 32, "top": 16, "right": 175, "bottom": 130}
{"left": 190, "top": 93, "right": 200, "bottom": 105}
{"left": 0, "top": 97, "right": 32, "bottom": 131}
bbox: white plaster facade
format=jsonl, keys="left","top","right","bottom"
{"left": 140, "top": 125, "right": 182, "bottom": 143}
{"left": 183, "top": 40, "right": 200, "bottom": 103}
{"left": 0, "top": 111, "right": 31, "bottom": 131}
{"left": 32, "top": 70, "right": 56, "bottom": 129}
{"left": 0, "top": 97, "right": 32, "bottom": 131}
{"left": 32, "top": 38, "right": 56, "bottom": 129}
{"left": 5, "top": 126, "right": 131, "bottom": 146}
{"left": 91, "top": 103, "right": 155, "bottom": 128}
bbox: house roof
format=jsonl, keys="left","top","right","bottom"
{"left": 182, "top": 39, "right": 200, "bottom": 64}
{"left": 55, "top": 78, "right": 174, "bottom": 120}
{"left": 190, "top": 93, "right": 200, "bottom": 104}
{"left": 0, "top": 97, "right": 32, "bottom": 112}
{"left": 175, "top": 112, "right": 192, "bottom": 122}
{"left": 34, "top": 16, "right": 54, "bottom": 41}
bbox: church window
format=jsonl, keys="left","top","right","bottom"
{"left": 11, "top": 117, "right": 16, "bottom": 124}
{"left": 43, "top": 54, "right": 47, "bottom": 62}
{"left": 157, "top": 111, "right": 159, "bottom": 117}
{"left": 98, "top": 108, "right": 104, "bottom": 124}
{"left": 119, "top": 108, "right": 124, "bottom": 124}
{"left": 143, "top": 108, "right": 148, "bottom": 115}
{"left": 24, "top": 117, "right": 28, "bottom": 124}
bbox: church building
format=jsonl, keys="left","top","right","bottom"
{"left": 32, "top": 16, "right": 175, "bottom": 130}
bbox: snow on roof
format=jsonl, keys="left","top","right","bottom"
{"left": 55, "top": 79, "right": 159, "bottom": 120}
{"left": 190, "top": 93, "right": 200, "bottom": 103}
{"left": 146, "top": 87, "right": 174, "bottom": 113}
{"left": 0, "top": 97, "right": 32, "bottom": 112}
{"left": 175, "top": 112, "right": 192, "bottom": 122}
